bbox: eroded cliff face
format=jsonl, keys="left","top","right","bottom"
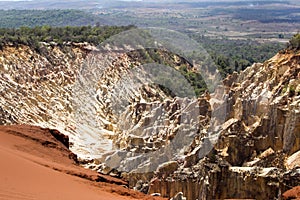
{"left": 0, "top": 44, "right": 83, "bottom": 126}
{"left": 0, "top": 42, "right": 211, "bottom": 160}
{"left": 0, "top": 43, "right": 299, "bottom": 200}
{"left": 0, "top": 43, "right": 99, "bottom": 156}
{"left": 149, "top": 50, "right": 300, "bottom": 199}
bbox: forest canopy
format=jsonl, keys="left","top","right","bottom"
{"left": 0, "top": 25, "right": 135, "bottom": 47}
{"left": 0, "top": 10, "right": 103, "bottom": 28}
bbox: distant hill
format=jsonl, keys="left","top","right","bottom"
{"left": 0, "top": 10, "right": 104, "bottom": 28}
{"left": 0, "top": 0, "right": 101, "bottom": 10}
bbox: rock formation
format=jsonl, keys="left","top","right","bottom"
{"left": 148, "top": 50, "right": 300, "bottom": 199}
{"left": 0, "top": 42, "right": 299, "bottom": 200}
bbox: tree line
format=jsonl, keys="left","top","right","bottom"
{"left": 190, "top": 34, "right": 285, "bottom": 78}
{"left": 0, "top": 10, "right": 103, "bottom": 28}
{"left": 0, "top": 25, "right": 135, "bottom": 49}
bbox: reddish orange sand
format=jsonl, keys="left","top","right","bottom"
{"left": 283, "top": 186, "right": 300, "bottom": 200}
{"left": 0, "top": 125, "right": 165, "bottom": 200}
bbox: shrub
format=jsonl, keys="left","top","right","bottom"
{"left": 288, "top": 34, "right": 300, "bottom": 50}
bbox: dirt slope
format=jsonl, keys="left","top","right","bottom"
{"left": 0, "top": 125, "right": 165, "bottom": 200}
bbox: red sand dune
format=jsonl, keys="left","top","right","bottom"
{"left": 0, "top": 125, "right": 165, "bottom": 200}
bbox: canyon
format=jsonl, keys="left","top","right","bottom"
{"left": 0, "top": 39, "right": 299, "bottom": 199}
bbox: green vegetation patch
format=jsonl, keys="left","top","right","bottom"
{"left": 0, "top": 25, "right": 135, "bottom": 48}
{"left": 191, "top": 35, "right": 284, "bottom": 78}
{"left": 127, "top": 49, "right": 207, "bottom": 97}
{"left": 0, "top": 10, "right": 103, "bottom": 28}
{"left": 288, "top": 34, "right": 300, "bottom": 51}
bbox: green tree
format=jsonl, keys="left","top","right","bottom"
{"left": 288, "top": 34, "right": 300, "bottom": 50}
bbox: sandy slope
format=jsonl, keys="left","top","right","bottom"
{"left": 0, "top": 125, "right": 164, "bottom": 200}
{"left": 283, "top": 186, "right": 300, "bottom": 200}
